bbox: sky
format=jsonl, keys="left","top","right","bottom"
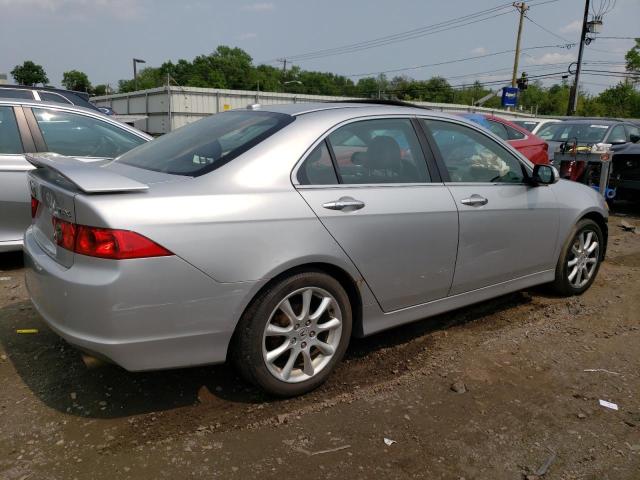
{"left": 0, "top": 0, "right": 638, "bottom": 95}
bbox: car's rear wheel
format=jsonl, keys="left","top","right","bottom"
{"left": 232, "top": 271, "right": 352, "bottom": 397}
{"left": 551, "top": 218, "right": 603, "bottom": 296}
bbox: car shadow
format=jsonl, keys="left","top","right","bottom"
{"left": 0, "top": 251, "right": 24, "bottom": 271}
{"left": 0, "top": 287, "right": 536, "bottom": 420}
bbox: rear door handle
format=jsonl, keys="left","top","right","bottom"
{"left": 322, "top": 196, "right": 365, "bottom": 211}
{"left": 461, "top": 194, "right": 488, "bottom": 207}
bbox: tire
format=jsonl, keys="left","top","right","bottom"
{"left": 232, "top": 271, "right": 352, "bottom": 397}
{"left": 551, "top": 218, "right": 604, "bottom": 296}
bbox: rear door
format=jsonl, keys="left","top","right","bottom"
{"left": 295, "top": 117, "right": 459, "bottom": 312}
{"left": 420, "top": 118, "right": 559, "bottom": 295}
{"left": 0, "top": 105, "right": 35, "bottom": 247}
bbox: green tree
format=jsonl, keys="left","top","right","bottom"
{"left": 62, "top": 70, "right": 91, "bottom": 92}
{"left": 624, "top": 38, "right": 640, "bottom": 84}
{"left": 92, "top": 84, "right": 109, "bottom": 96}
{"left": 11, "top": 60, "right": 48, "bottom": 86}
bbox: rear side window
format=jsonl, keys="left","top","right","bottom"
{"left": 298, "top": 141, "right": 338, "bottom": 185}
{"left": 505, "top": 124, "right": 525, "bottom": 140}
{"left": 39, "top": 91, "right": 73, "bottom": 104}
{"left": 0, "top": 106, "right": 24, "bottom": 154}
{"left": 33, "top": 108, "right": 146, "bottom": 158}
{"left": 117, "top": 110, "right": 294, "bottom": 176}
{"left": 486, "top": 120, "right": 508, "bottom": 140}
{"left": 0, "top": 89, "right": 33, "bottom": 99}
{"left": 327, "top": 118, "right": 430, "bottom": 184}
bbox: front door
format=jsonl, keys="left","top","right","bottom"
{"left": 295, "top": 117, "right": 459, "bottom": 312}
{"left": 421, "top": 118, "right": 559, "bottom": 295}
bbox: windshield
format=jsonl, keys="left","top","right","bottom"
{"left": 536, "top": 122, "right": 610, "bottom": 143}
{"left": 117, "top": 110, "right": 294, "bottom": 176}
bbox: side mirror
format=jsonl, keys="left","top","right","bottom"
{"left": 531, "top": 164, "right": 559, "bottom": 185}
{"left": 630, "top": 133, "right": 640, "bottom": 143}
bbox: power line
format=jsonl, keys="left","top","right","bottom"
{"left": 344, "top": 43, "right": 575, "bottom": 78}
{"left": 523, "top": 13, "right": 573, "bottom": 43}
{"left": 260, "top": 0, "right": 563, "bottom": 65}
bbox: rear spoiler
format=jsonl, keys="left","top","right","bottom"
{"left": 25, "top": 153, "right": 148, "bottom": 194}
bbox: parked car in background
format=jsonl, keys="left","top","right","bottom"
{"left": 610, "top": 142, "right": 640, "bottom": 202}
{"left": 24, "top": 102, "right": 607, "bottom": 397}
{"left": 536, "top": 119, "right": 640, "bottom": 163}
{"left": 513, "top": 118, "right": 561, "bottom": 135}
{"left": 0, "top": 84, "right": 101, "bottom": 112}
{"left": 0, "top": 99, "right": 150, "bottom": 252}
{"left": 97, "top": 106, "right": 117, "bottom": 116}
{"left": 460, "top": 113, "right": 549, "bottom": 164}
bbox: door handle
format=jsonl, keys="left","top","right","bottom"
{"left": 322, "top": 196, "right": 365, "bottom": 211}
{"left": 461, "top": 194, "right": 488, "bottom": 207}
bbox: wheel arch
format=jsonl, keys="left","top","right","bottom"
{"left": 579, "top": 210, "right": 608, "bottom": 260}
{"left": 228, "top": 261, "right": 365, "bottom": 361}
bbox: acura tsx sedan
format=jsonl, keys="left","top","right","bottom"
{"left": 24, "top": 102, "right": 608, "bottom": 396}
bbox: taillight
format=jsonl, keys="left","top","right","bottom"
{"left": 52, "top": 218, "right": 172, "bottom": 260}
{"left": 31, "top": 196, "right": 39, "bottom": 219}
{"left": 543, "top": 143, "right": 549, "bottom": 151}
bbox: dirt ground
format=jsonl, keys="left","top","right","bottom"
{"left": 1, "top": 208, "right": 639, "bottom": 480}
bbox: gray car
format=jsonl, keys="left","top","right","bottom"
{"left": 537, "top": 119, "right": 640, "bottom": 163}
{"left": 23, "top": 102, "right": 608, "bottom": 396}
{"left": 0, "top": 99, "right": 150, "bottom": 252}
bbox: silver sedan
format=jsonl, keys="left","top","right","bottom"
{"left": 24, "top": 103, "right": 608, "bottom": 396}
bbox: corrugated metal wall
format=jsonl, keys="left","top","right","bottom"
{"left": 92, "top": 86, "right": 535, "bottom": 135}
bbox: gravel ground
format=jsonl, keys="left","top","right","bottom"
{"left": 1, "top": 210, "right": 639, "bottom": 480}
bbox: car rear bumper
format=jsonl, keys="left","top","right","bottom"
{"left": 24, "top": 226, "right": 257, "bottom": 371}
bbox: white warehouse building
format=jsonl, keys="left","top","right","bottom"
{"left": 91, "top": 86, "right": 534, "bottom": 135}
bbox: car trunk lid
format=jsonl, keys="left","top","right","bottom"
{"left": 26, "top": 153, "right": 150, "bottom": 268}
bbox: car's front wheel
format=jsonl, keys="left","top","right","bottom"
{"left": 233, "top": 271, "right": 352, "bottom": 397}
{"left": 551, "top": 218, "right": 604, "bottom": 296}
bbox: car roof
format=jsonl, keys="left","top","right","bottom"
{"left": 0, "top": 84, "right": 90, "bottom": 100}
{"left": 556, "top": 118, "right": 623, "bottom": 125}
{"left": 253, "top": 102, "right": 463, "bottom": 120}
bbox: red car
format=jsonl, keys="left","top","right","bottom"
{"left": 462, "top": 114, "right": 550, "bottom": 165}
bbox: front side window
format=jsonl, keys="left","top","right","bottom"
{"left": 0, "top": 106, "right": 24, "bottom": 154}
{"left": 423, "top": 119, "right": 525, "bottom": 184}
{"left": 326, "top": 118, "right": 430, "bottom": 184}
{"left": 117, "top": 110, "right": 294, "bottom": 176}
{"left": 537, "top": 123, "right": 609, "bottom": 143}
{"left": 627, "top": 124, "right": 640, "bottom": 142}
{"left": 33, "top": 108, "right": 146, "bottom": 158}
{"left": 608, "top": 125, "right": 627, "bottom": 144}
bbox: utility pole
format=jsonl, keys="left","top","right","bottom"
{"left": 277, "top": 58, "right": 287, "bottom": 73}
{"left": 566, "top": 0, "right": 590, "bottom": 115}
{"left": 511, "top": 2, "right": 529, "bottom": 88}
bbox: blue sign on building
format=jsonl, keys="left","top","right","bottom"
{"left": 501, "top": 87, "right": 519, "bottom": 107}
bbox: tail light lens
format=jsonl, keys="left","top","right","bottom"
{"left": 31, "top": 196, "right": 39, "bottom": 219}
{"left": 52, "top": 218, "right": 172, "bottom": 260}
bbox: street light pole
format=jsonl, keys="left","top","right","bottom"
{"left": 133, "top": 58, "right": 146, "bottom": 91}
{"left": 567, "top": 0, "right": 590, "bottom": 115}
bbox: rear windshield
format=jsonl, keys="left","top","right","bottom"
{"left": 537, "top": 122, "right": 610, "bottom": 143}
{"left": 116, "top": 110, "right": 294, "bottom": 176}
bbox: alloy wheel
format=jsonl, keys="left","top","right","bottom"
{"left": 567, "top": 230, "right": 599, "bottom": 289}
{"left": 262, "top": 287, "right": 342, "bottom": 383}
